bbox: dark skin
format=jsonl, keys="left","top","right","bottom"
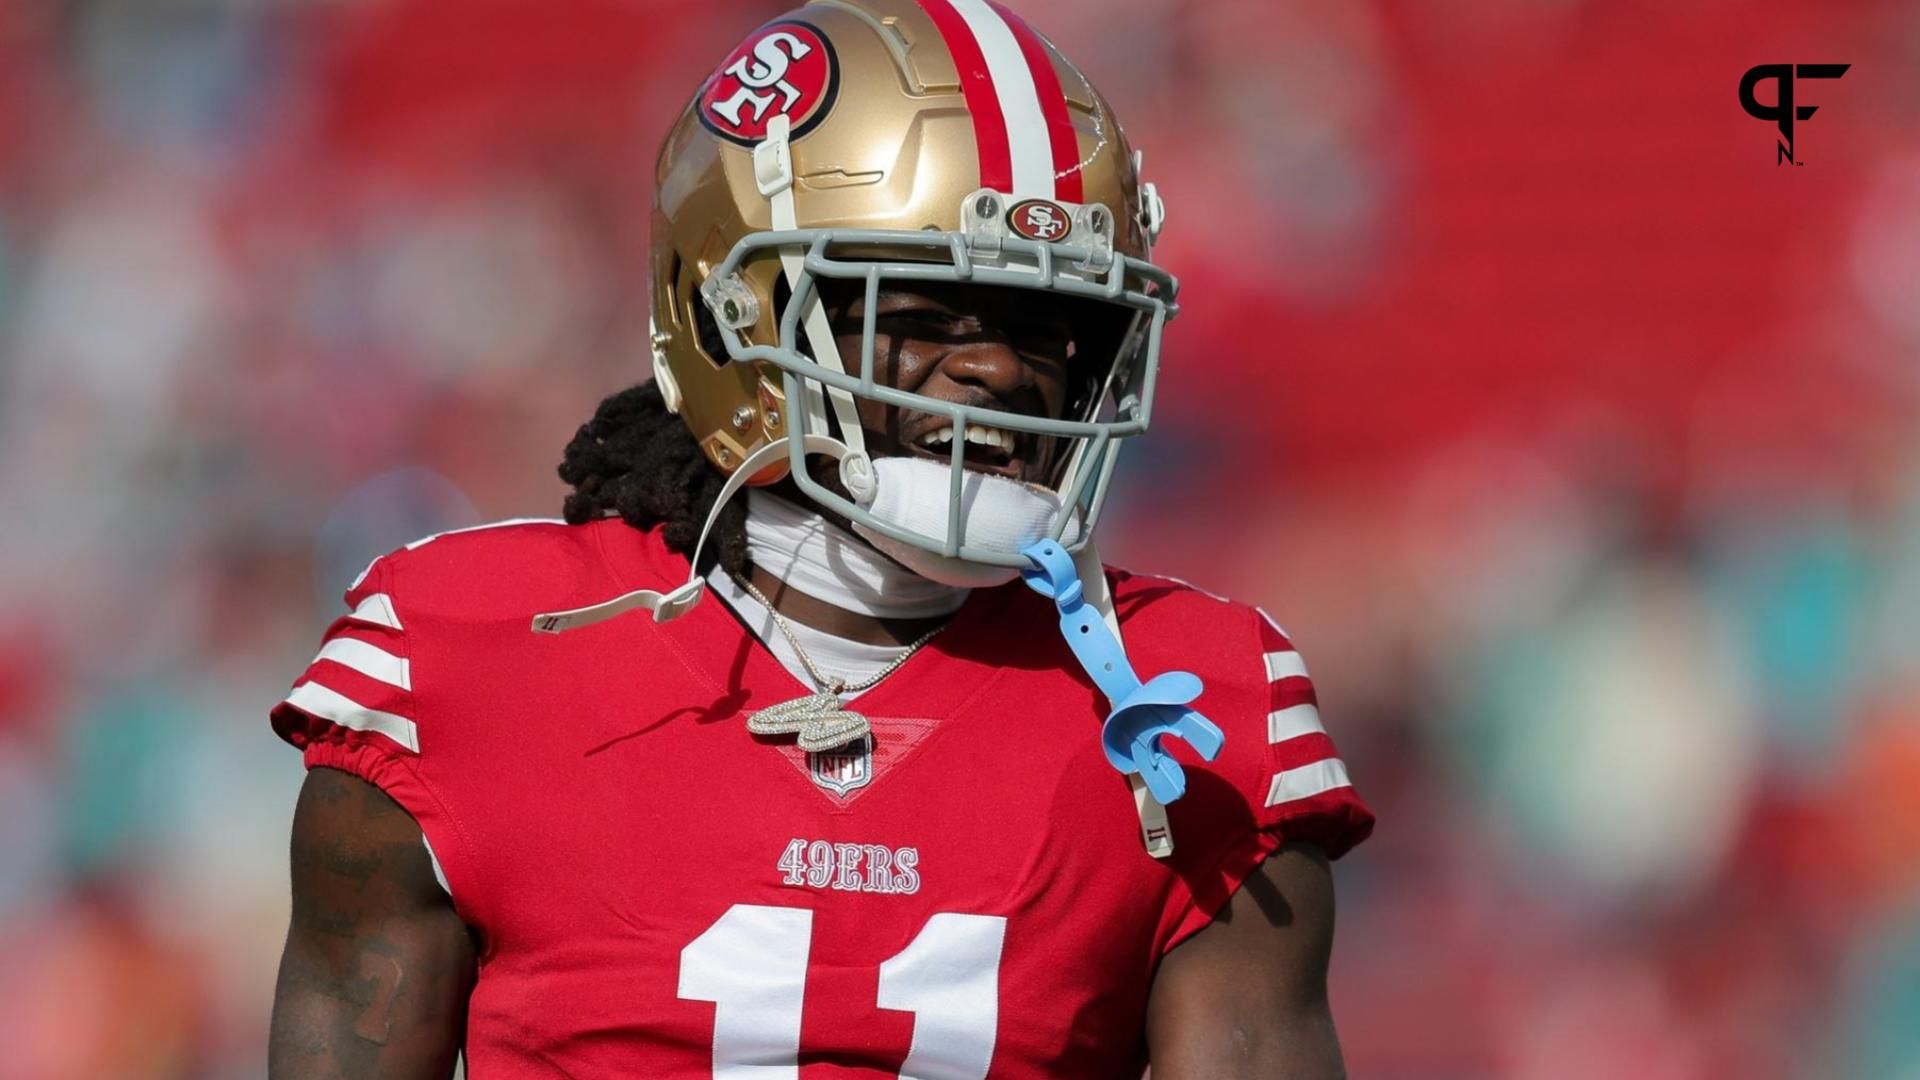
{"left": 747, "top": 280, "right": 1078, "bottom": 647}
{"left": 1148, "top": 844, "right": 1347, "bottom": 1079}
{"left": 269, "top": 768, "right": 474, "bottom": 1079}
{"left": 269, "top": 283, "right": 1348, "bottom": 1078}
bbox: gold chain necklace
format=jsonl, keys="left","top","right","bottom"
{"left": 735, "top": 574, "right": 947, "bottom": 752}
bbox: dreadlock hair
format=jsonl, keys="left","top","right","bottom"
{"left": 558, "top": 381, "right": 749, "bottom": 577}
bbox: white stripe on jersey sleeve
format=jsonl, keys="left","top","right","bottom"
{"left": 315, "top": 637, "right": 411, "bottom": 691}
{"left": 347, "top": 593, "right": 403, "bottom": 631}
{"left": 946, "top": 0, "right": 1056, "bottom": 196}
{"left": 1264, "top": 650, "right": 1310, "bottom": 682}
{"left": 1265, "top": 758, "right": 1351, "bottom": 808}
{"left": 283, "top": 681, "right": 420, "bottom": 754}
{"left": 1267, "top": 703, "right": 1326, "bottom": 745}
{"left": 421, "top": 833, "right": 452, "bottom": 898}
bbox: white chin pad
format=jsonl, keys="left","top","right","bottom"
{"left": 851, "top": 456, "right": 1083, "bottom": 588}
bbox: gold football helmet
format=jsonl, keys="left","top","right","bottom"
{"left": 649, "top": 0, "right": 1175, "bottom": 567}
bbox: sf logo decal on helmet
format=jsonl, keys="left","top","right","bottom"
{"left": 698, "top": 20, "right": 840, "bottom": 146}
{"left": 1008, "top": 198, "right": 1072, "bottom": 241}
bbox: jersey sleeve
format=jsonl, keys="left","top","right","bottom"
{"left": 269, "top": 553, "right": 474, "bottom": 908}
{"left": 1248, "top": 611, "right": 1374, "bottom": 857}
{"left": 1157, "top": 607, "right": 1375, "bottom": 953}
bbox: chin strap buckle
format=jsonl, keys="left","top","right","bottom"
{"left": 530, "top": 578, "right": 706, "bottom": 634}
{"left": 1020, "top": 539, "right": 1225, "bottom": 858}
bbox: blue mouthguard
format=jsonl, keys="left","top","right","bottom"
{"left": 1019, "top": 540, "right": 1224, "bottom": 803}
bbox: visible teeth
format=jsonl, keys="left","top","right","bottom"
{"left": 918, "top": 426, "right": 1016, "bottom": 456}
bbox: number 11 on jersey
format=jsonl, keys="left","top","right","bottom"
{"left": 677, "top": 903, "right": 1007, "bottom": 1079}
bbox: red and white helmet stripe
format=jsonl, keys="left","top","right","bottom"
{"left": 916, "top": 0, "right": 1084, "bottom": 201}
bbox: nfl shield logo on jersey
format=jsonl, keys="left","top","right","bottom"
{"left": 808, "top": 736, "right": 872, "bottom": 795}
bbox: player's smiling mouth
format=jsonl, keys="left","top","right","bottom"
{"left": 897, "top": 414, "right": 1035, "bottom": 481}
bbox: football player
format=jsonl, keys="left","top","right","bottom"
{"left": 267, "top": 1, "right": 1374, "bottom": 1077}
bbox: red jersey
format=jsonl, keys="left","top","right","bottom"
{"left": 271, "top": 518, "right": 1373, "bottom": 1078}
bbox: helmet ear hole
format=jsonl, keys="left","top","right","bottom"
{"left": 689, "top": 289, "right": 730, "bottom": 367}
{"left": 661, "top": 253, "right": 684, "bottom": 331}
{"left": 687, "top": 268, "right": 818, "bottom": 365}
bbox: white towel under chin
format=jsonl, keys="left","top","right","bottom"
{"left": 852, "top": 455, "right": 1083, "bottom": 589}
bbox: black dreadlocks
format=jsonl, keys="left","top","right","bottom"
{"left": 557, "top": 381, "right": 749, "bottom": 577}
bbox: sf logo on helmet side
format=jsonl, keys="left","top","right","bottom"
{"left": 699, "top": 21, "right": 841, "bottom": 146}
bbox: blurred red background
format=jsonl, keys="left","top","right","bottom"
{"left": 1, "top": 0, "right": 1916, "bottom": 1076}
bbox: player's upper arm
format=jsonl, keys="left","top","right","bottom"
{"left": 1146, "top": 843, "right": 1344, "bottom": 1080}
{"left": 270, "top": 766, "right": 476, "bottom": 1080}
{"left": 1131, "top": 595, "right": 1369, "bottom": 1077}
{"left": 1149, "top": 600, "right": 1373, "bottom": 952}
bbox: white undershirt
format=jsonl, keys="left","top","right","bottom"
{"left": 705, "top": 566, "right": 905, "bottom": 701}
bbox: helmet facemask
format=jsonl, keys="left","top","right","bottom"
{"left": 697, "top": 187, "right": 1177, "bottom": 571}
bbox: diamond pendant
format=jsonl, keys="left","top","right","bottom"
{"left": 746, "top": 689, "right": 872, "bottom": 753}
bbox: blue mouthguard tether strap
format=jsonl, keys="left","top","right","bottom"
{"left": 1019, "top": 540, "right": 1224, "bottom": 803}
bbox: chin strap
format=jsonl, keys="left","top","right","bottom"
{"left": 531, "top": 435, "right": 850, "bottom": 633}
{"left": 1024, "top": 539, "right": 1225, "bottom": 859}
{"left": 754, "top": 114, "right": 867, "bottom": 467}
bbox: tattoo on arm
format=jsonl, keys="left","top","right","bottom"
{"left": 352, "top": 946, "right": 405, "bottom": 1045}
{"left": 270, "top": 768, "right": 476, "bottom": 1080}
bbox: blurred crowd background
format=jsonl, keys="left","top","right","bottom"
{"left": 1, "top": 0, "right": 1916, "bottom": 1076}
